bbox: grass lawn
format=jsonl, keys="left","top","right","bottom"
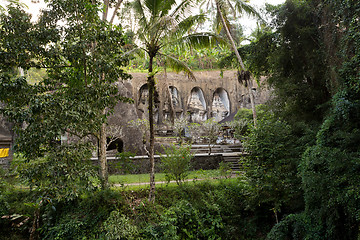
{"left": 109, "top": 169, "right": 234, "bottom": 185}
{"left": 110, "top": 174, "right": 246, "bottom": 191}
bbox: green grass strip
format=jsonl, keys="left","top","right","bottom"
{"left": 109, "top": 169, "right": 230, "bottom": 184}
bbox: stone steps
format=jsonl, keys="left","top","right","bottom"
{"left": 190, "top": 144, "right": 244, "bottom": 172}
{"left": 190, "top": 144, "right": 243, "bottom": 154}
{"left": 223, "top": 155, "right": 242, "bottom": 172}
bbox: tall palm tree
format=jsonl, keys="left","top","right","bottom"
{"left": 202, "top": 0, "right": 262, "bottom": 127}
{"left": 131, "top": 0, "right": 223, "bottom": 202}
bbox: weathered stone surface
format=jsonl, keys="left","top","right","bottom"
{"left": 110, "top": 70, "right": 270, "bottom": 154}
{"left": 129, "top": 70, "right": 270, "bottom": 123}
{"left": 107, "top": 80, "right": 145, "bottom": 155}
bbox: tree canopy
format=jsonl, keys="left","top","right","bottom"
{"left": 0, "top": 0, "right": 131, "bottom": 200}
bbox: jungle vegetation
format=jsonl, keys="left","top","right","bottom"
{"left": 0, "top": 0, "right": 359, "bottom": 239}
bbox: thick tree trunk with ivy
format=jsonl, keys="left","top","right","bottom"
{"left": 216, "top": 0, "right": 257, "bottom": 127}
{"left": 148, "top": 54, "right": 156, "bottom": 203}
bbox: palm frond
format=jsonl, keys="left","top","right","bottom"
{"left": 144, "top": 0, "right": 159, "bottom": 17}
{"left": 169, "top": 0, "right": 194, "bottom": 19}
{"left": 214, "top": 6, "right": 233, "bottom": 35}
{"left": 233, "top": 0, "right": 264, "bottom": 23}
{"left": 159, "top": 0, "right": 177, "bottom": 18}
{"left": 160, "top": 53, "right": 196, "bottom": 81}
{"left": 171, "top": 14, "right": 207, "bottom": 38}
{"left": 226, "top": 0, "right": 237, "bottom": 17}
{"left": 172, "top": 32, "right": 228, "bottom": 52}
{"left": 144, "top": 0, "right": 176, "bottom": 19}
{"left": 156, "top": 15, "right": 176, "bottom": 35}
{"left": 132, "top": 0, "right": 148, "bottom": 27}
{"left": 121, "top": 47, "right": 144, "bottom": 58}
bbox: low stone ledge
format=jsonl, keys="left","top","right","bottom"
{"left": 103, "top": 153, "right": 224, "bottom": 174}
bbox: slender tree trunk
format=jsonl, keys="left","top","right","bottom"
{"left": 102, "top": 0, "right": 109, "bottom": 21}
{"left": 216, "top": 0, "right": 257, "bottom": 127}
{"left": 98, "top": 1, "right": 110, "bottom": 189}
{"left": 148, "top": 54, "right": 156, "bottom": 203}
{"left": 110, "top": 0, "right": 123, "bottom": 24}
{"left": 99, "top": 112, "right": 108, "bottom": 188}
{"left": 216, "top": 1, "right": 245, "bottom": 70}
{"left": 248, "top": 80, "right": 257, "bottom": 128}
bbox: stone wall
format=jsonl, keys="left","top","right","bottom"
{"left": 108, "top": 154, "right": 223, "bottom": 174}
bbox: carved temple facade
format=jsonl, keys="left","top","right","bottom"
{"left": 130, "top": 70, "right": 270, "bottom": 125}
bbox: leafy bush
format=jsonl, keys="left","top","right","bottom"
{"left": 229, "top": 118, "right": 250, "bottom": 140}
{"left": 234, "top": 108, "right": 253, "bottom": 121}
{"left": 12, "top": 144, "right": 98, "bottom": 202}
{"left": 0, "top": 168, "right": 10, "bottom": 231}
{"left": 234, "top": 105, "right": 267, "bottom": 122}
{"left": 103, "top": 210, "right": 139, "bottom": 240}
{"left": 0, "top": 168, "right": 9, "bottom": 215}
{"left": 243, "top": 114, "right": 305, "bottom": 220}
{"left": 40, "top": 189, "right": 128, "bottom": 239}
{"left": 144, "top": 200, "right": 223, "bottom": 240}
{"left": 42, "top": 214, "right": 87, "bottom": 240}
{"left": 218, "top": 161, "right": 232, "bottom": 178}
{"left": 153, "top": 179, "right": 275, "bottom": 239}
{"left": 159, "top": 144, "right": 193, "bottom": 185}
{"left": 266, "top": 213, "right": 308, "bottom": 240}
{"left": 232, "top": 105, "right": 268, "bottom": 139}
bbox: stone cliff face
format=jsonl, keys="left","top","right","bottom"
{"left": 107, "top": 80, "right": 145, "bottom": 155}
{"left": 128, "top": 70, "right": 270, "bottom": 123}
{"left": 110, "top": 70, "right": 271, "bottom": 154}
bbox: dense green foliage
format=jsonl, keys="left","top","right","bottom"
{"left": 0, "top": 1, "right": 131, "bottom": 238}
{"left": 159, "top": 144, "right": 193, "bottom": 185}
{"left": 233, "top": 0, "right": 360, "bottom": 239}
{"left": 243, "top": 115, "right": 305, "bottom": 220}
{"left": 0, "top": 0, "right": 131, "bottom": 197}
{"left": 295, "top": 0, "right": 360, "bottom": 234}
{"left": 0, "top": 179, "right": 278, "bottom": 239}
{"left": 1, "top": 0, "right": 360, "bottom": 239}
{"left": 102, "top": 210, "right": 139, "bottom": 240}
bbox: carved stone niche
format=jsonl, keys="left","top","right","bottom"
{"left": 187, "top": 87, "right": 207, "bottom": 123}
{"left": 211, "top": 88, "right": 230, "bottom": 122}
{"left": 164, "top": 86, "right": 183, "bottom": 121}
{"left": 137, "top": 84, "right": 160, "bottom": 123}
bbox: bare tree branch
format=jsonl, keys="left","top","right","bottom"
{"left": 110, "top": 0, "right": 124, "bottom": 24}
